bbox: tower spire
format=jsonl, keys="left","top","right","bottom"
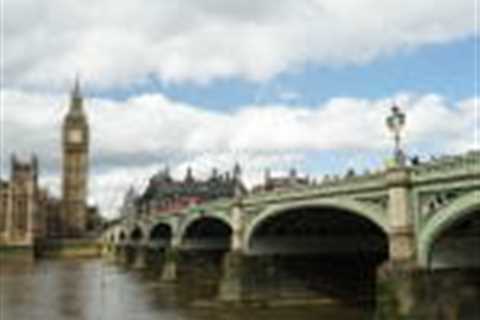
{"left": 72, "top": 74, "right": 82, "bottom": 99}
{"left": 69, "top": 74, "right": 84, "bottom": 115}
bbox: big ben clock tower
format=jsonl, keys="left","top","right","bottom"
{"left": 62, "top": 78, "right": 89, "bottom": 237}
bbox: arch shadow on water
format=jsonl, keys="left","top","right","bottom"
{"left": 147, "top": 223, "right": 173, "bottom": 274}
{"left": 124, "top": 226, "right": 145, "bottom": 265}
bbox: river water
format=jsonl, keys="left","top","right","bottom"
{"left": 2, "top": 258, "right": 480, "bottom": 320}
{"left": 0, "top": 259, "right": 372, "bottom": 320}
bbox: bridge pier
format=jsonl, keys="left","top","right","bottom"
{"left": 375, "top": 263, "right": 480, "bottom": 319}
{"left": 116, "top": 244, "right": 129, "bottom": 265}
{"left": 101, "top": 242, "right": 110, "bottom": 256}
{"left": 102, "top": 242, "right": 116, "bottom": 262}
{"left": 386, "top": 167, "right": 416, "bottom": 263}
{"left": 374, "top": 167, "right": 421, "bottom": 317}
{"left": 161, "top": 248, "right": 178, "bottom": 282}
{"left": 218, "top": 251, "right": 245, "bottom": 302}
{"left": 111, "top": 244, "right": 123, "bottom": 263}
{"left": 218, "top": 252, "right": 281, "bottom": 303}
{"left": 131, "top": 244, "right": 148, "bottom": 269}
{"left": 219, "top": 202, "right": 248, "bottom": 302}
{"left": 143, "top": 246, "right": 164, "bottom": 275}
{"left": 376, "top": 262, "right": 420, "bottom": 319}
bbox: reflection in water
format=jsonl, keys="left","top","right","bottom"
{"left": 0, "top": 259, "right": 369, "bottom": 320}
{"left": 1, "top": 259, "right": 479, "bottom": 319}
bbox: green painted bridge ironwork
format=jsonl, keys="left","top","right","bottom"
{"left": 103, "top": 150, "right": 479, "bottom": 270}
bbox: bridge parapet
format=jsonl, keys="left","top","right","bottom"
{"left": 407, "top": 152, "right": 480, "bottom": 230}
{"left": 411, "top": 151, "right": 480, "bottom": 183}
{"left": 184, "top": 198, "right": 233, "bottom": 214}
{"left": 243, "top": 171, "right": 387, "bottom": 208}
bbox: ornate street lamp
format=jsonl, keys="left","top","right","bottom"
{"left": 386, "top": 104, "right": 406, "bottom": 166}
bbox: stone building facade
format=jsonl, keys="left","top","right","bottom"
{"left": 38, "top": 190, "right": 63, "bottom": 238}
{"left": 125, "top": 164, "right": 247, "bottom": 218}
{"left": 0, "top": 81, "right": 98, "bottom": 249}
{"left": 0, "top": 156, "right": 38, "bottom": 247}
{"left": 0, "top": 154, "right": 94, "bottom": 247}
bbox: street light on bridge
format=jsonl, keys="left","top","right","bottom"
{"left": 386, "top": 104, "right": 406, "bottom": 166}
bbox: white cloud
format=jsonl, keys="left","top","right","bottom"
{"left": 3, "top": 0, "right": 476, "bottom": 87}
{"left": 3, "top": 1, "right": 476, "bottom": 219}
{"left": 1, "top": 89, "right": 478, "bottom": 217}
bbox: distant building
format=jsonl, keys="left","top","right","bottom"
{"left": 0, "top": 155, "right": 38, "bottom": 247}
{"left": 0, "top": 153, "right": 102, "bottom": 247}
{"left": 0, "top": 81, "right": 101, "bottom": 248}
{"left": 119, "top": 186, "right": 138, "bottom": 218}
{"left": 252, "top": 168, "right": 310, "bottom": 193}
{"left": 129, "top": 164, "right": 247, "bottom": 217}
{"left": 37, "top": 188, "right": 63, "bottom": 239}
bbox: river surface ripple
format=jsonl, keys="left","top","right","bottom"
{"left": 0, "top": 259, "right": 374, "bottom": 320}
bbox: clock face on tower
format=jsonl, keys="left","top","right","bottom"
{"left": 68, "top": 129, "right": 83, "bottom": 143}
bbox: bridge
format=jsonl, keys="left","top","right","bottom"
{"left": 101, "top": 151, "right": 480, "bottom": 305}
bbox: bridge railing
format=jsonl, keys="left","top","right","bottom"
{"left": 243, "top": 171, "right": 387, "bottom": 205}
{"left": 411, "top": 151, "right": 480, "bottom": 182}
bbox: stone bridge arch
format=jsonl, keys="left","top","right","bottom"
{"left": 115, "top": 227, "right": 129, "bottom": 244}
{"left": 418, "top": 190, "right": 480, "bottom": 268}
{"left": 177, "top": 212, "right": 233, "bottom": 251}
{"left": 178, "top": 212, "right": 232, "bottom": 242}
{"left": 128, "top": 222, "right": 150, "bottom": 243}
{"left": 148, "top": 221, "right": 174, "bottom": 248}
{"left": 243, "top": 197, "right": 389, "bottom": 252}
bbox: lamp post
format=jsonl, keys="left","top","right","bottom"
{"left": 386, "top": 104, "right": 406, "bottom": 166}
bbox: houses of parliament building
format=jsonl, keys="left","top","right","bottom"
{"left": 0, "top": 81, "right": 101, "bottom": 248}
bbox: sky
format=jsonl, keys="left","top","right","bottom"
{"left": 1, "top": 0, "right": 479, "bottom": 218}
